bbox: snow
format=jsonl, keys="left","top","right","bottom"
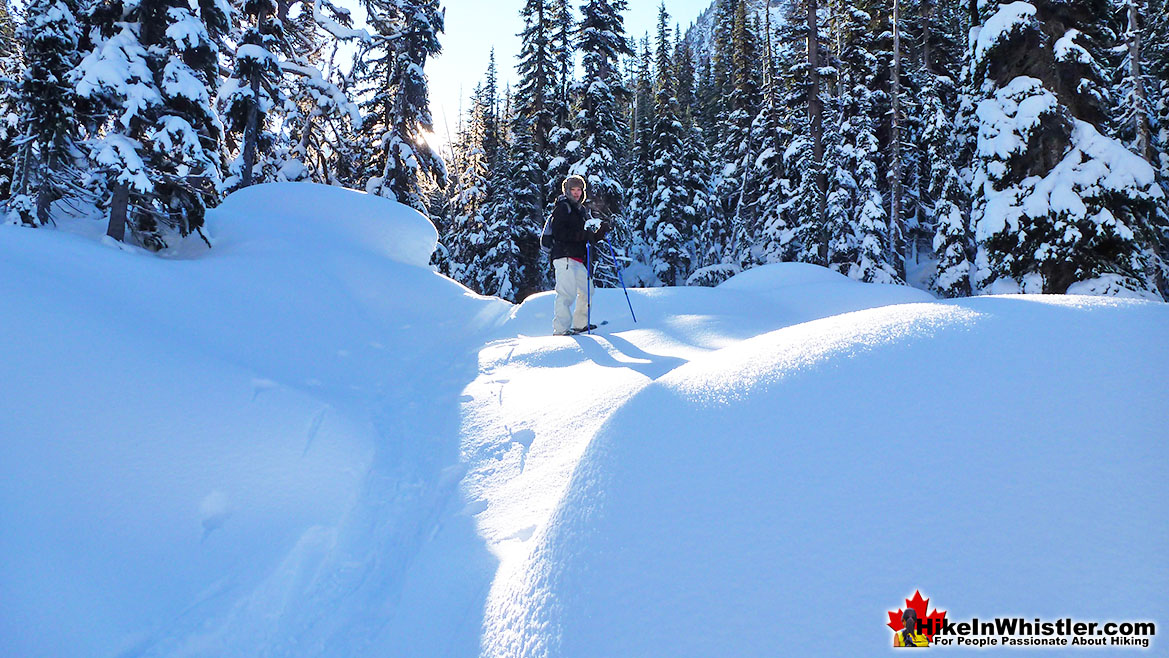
{"left": 2, "top": 184, "right": 1166, "bottom": 655}
{"left": 312, "top": 0, "right": 370, "bottom": 41}
{"left": 1054, "top": 29, "right": 1091, "bottom": 64}
{"left": 974, "top": 1, "right": 1036, "bottom": 66}
{"left": 236, "top": 43, "right": 277, "bottom": 67}
{"left": 482, "top": 294, "right": 1168, "bottom": 657}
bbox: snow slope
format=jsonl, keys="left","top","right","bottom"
{"left": 2, "top": 183, "right": 1166, "bottom": 656}
{"left": 0, "top": 183, "right": 511, "bottom": 656}
{"left": 481, "top": 295, "right": 1169, "bottom": 656}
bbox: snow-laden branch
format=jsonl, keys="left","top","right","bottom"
{"left": 313, "top": 0, "right": 370, "bottom": 42}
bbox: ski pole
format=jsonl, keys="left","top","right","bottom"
{"left": 604, "top": 235, "right": 636, "bottom": 323}
{"left": 585, "top": 242, "right": 592, "bottom": 334}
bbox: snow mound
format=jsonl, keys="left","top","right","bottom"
{"left": 718, "top": 261, "right": 851, "bottom": 290}
{"left": 484, "top": 295, "right": 1169, "bottom": 657}
{"left": 0, "top": 183, "right": 508, "bottom": 657}
{"left": 208, "top": 182, "right": 438, "bottom": 267}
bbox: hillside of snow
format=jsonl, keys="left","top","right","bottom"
{"left": 2, "top": 183, "right": 1166, "bottom": 656}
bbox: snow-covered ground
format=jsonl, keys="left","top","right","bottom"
{"left": 2, "top": 183, "right": 1166, "bottom": 656}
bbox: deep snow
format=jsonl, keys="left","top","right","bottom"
{"left": 1, "top": 183, "right": 1166, "bottom": 656}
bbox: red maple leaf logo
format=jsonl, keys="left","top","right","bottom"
{"left": 887, "top": 590, "right": 947, "bottom": 642}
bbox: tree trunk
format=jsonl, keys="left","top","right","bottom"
{"left": 107, "top": 181, "right": 129, "bottom": 242}
{"left": 889, "top": 0, "right": 904, "bottom": 269}
{"left": 35, "top": 172, "right": 51, "bottom": 226}
{"left": 533, "top": 0, "right": 548, "bottom": 155}
{"left": 922, "top": 0, "right": 933, "bottom": 75}
{"left": 1128, "top": 0, "right": 1151, "bottom": 160}
{"left": 241, "top": 6, "right": 270, "bottom": 188}
{"left": 808, "top": 0, "right": 827, "bottom": 260}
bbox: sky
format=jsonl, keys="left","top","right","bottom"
{"left": 425, "top": 0, "right": 717, "bottom": 150}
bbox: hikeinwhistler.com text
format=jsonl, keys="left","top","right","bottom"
{"left": 920, "top": 617, "right": 1156, "bottom": 648}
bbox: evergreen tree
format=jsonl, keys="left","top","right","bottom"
{"left": 0, "top": 0, "right": 21, "bottom": 205}
{"left": 475, "top": 113, "right": 543, "bottom": 301}
{"left": 705, "top": 0, "right": 735, "bottom": 150}
{"left": 776, "top": 0, "right": 831, "bottom": 266}
{"left": 354, "top": 0, "right": 445, "bottom": 214}
{"left": 825, "top": 0, "right": 901, "bottom": 282}
{"left": 716, "top": 0, "right": 762, "bottom": 254}
{"left": 926, "top": 97, "right": 974, "bottom": 296}
{"left": 221, "top": 0, "right": 282, "bottom": 190}
{"left": 624, "top": 34, "right": 654, "bottom": 267}
{"left": 445, "top": 61, "right": 500, "bottom": 288}
{"left": 674, "top": 32, "right": 717, "bottom": 272}
{"left": 8, "top": 0, "right": 80, "bottom": 226}
{"left": 740, "top": 5, "right": 791, "bottom": 267}
{"left": 646, "top": 4, "right": 691, "bottom": 286}
{"left": 570, "top": 0, "right": 633, "bottom": 228}
{"left": 283, "top": 38, "right": 364, "bottom": 186}
{"left": 545, "top": 0, "right": 574, "bottom": 203}
{"left": 516, "top": 0, "right": 556, "bottom": 161}
{"left": 73, "top": 0, "right": 229, "bottom": 248}
{"left": 506, "top": 114, "right": 549, "bottom": 297}
{"left": 970, "top": 0, "right": 1164, "bottom": 296}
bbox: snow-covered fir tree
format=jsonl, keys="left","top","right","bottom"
{"left": 478, "top": 114, "right": 542, "bottom": 301}
{"left": 925, "top": 92, "right": 974, "bottom": 296}
{"left": 444, "top": 59, "right": 500, "bottom": 286}
{"left": 824, "top": 0, "right": 901, "bottom": 283}
{"left": 626, "top": 33, "right": 654, "bottom": 249}
{"left": 515, "top": 0, "right": 556, "bottom": 172}
{"left": 8, "top": 0, "right": 80, "bottom": 226}
{"left": 673, "top": 32, "right": 717, "bottom": 274}
{"left": 73, "top": 0, "right": 230, "bottom": 248}
{"left": 570, "top": 0, "right": 633, "bottom": 229}
{"left": 916, "top": 0, "right": 973, "bottom": 296}
{"left": 646, "top": 5, "right": 691, "bottom": 286}
{"left": 220, "top": 0, "right": 283, "bottom": 190}
{"left": 716, "top": 0, "right": 762, "bottom": 262}
{"left": 0, "top": 0, "right": 21, "bottom": 206}
{"left": 353, "top": 0, "right": 445, "bottom": 214}
{"left": 739, "top": 6, "right": 789, "bottom": 268}
{"left": 775, "top": 0, "right": 830, "bottom": 266}
{"left": 282, "top": 35, "right": 364, "bottom": 186}
{"left": 970, "top": 0, "right": 1165, "bottom": 297}
{"left": 544, "top": 0, "right": 575, "bottom": 203}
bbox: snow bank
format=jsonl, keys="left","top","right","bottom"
{"left": 0, "top": 183, "right": 508, "bottom": 657}
{"left": 208, "top": 182, "right": 438, "bottom": 268}
{"left": 719, "top": 261, "right": 936, "bottom": 322}
{"left": 484, "top": 295, "right": 1169, "bottom": 657}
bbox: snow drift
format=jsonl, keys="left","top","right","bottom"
{"left": 0, "top": 183, "right": 509, "bottom": 657}
{"left": 483, "top": 295, "right": 1169, "bottom": 657}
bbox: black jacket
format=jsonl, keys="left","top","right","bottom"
{"left": 549, "top": 195, "right": 596, "bottom": 261}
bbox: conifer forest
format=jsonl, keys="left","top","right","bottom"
{"left": 2, "top": 0, "right": 1168, "bottom": 302}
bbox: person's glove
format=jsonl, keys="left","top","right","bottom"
{"left": 595, "top": 220, "right": 611, "bottom": 241}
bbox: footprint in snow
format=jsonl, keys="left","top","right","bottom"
{"left": 200, "top": 491, "right": 232, "bottom": 542}
{"left": 461, "top": 499, "right": 489, "bottom": 516}
{"left": 510, "top": 428, "right": 536, "bottom": 450}
{"left": 250, "top": 378, "right": 279, "bottom": 401}
{"left": 506, "top": 525, "right": 536, "bottom": 542}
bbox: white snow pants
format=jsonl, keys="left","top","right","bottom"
{"left": 553, "top": 257, "right": 590, "bottom": 334}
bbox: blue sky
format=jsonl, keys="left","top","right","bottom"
{"left": 426, "top": 0, "right": 716, "bottom": 149}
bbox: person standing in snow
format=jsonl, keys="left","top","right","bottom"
{"left": 549, "top": 175, "right": 610, "bottom": 335}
